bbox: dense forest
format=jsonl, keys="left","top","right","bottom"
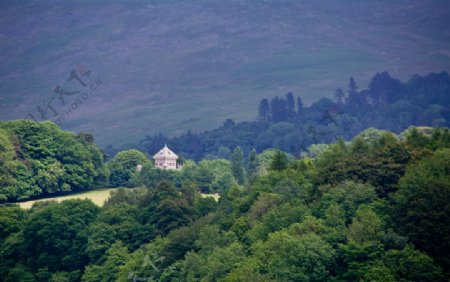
{"left": 1, "top": 124, "right": 449, "bottom": 281}
{"left": 129, "top": 71, "right": 450, "bottom": 161}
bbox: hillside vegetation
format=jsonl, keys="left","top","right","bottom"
{"left": 0, "top": 126, "right": 449, "bottom": 281}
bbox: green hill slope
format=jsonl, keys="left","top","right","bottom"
{"left": 0, "top": 1, "right": 449, "bottom": 145}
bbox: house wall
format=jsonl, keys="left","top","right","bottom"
{"left": 155, "top": 158, "right": 177, "bottom": 170}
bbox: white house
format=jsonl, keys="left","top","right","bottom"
{"left": 153, "top": 145, "right": 179, "bottom": 170}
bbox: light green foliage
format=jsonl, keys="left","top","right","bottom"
{"left": 142, "top": 158, "right": 237, "bottom": 193}
{"left": 198, "top": 159, "right": 236, "bottom": 193}
{"left": 49, "top": 271, "right": 73, "bottom": 282}
{"left": 107, "top": 149, "right": 149, "bottom": 187}
{"left": 246, "top": 202, "right": 309, "bottom": 243}
{"left": 181, "top": 242, "right": 245, "bottom": 282}
{"left": 361, "top": 262, "right": 396, "bottom": 282}
{"left": 133, "top": 162, "right": 181, "bottom": 188}
{"left": 252, "top": 232, "right": 336, "bottom": 281}
{"left": 0, "top": 121, "right": 107, "bottom": 201}
{"left": 0, "top": 129, "right": 17, "bottom": 201}
{"left": 301, "top": 143, "right": 330, "bottom": 158}
{"left": 257, "top": 149, "right": 294, "bottom": 174}
{"left": 347, "top": 205, "right": 384, "bottom": 245}
{"left": 279, "top": 214, "right": 344, "bottom": 250}
{"left": 5, "top": 264, "right": 35, "bottom": 282}
{"left": 324, "top": 203, "right": 345, "bottom": 228}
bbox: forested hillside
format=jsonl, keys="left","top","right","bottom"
{"left": 1, "top": 126, "right": 449, "bottom": 281}
{"left": 135, "top": 71, "right": 450, "bottom": 161}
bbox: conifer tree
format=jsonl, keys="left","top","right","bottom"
{"left": 247, "top": 148, "right": 259, "bottom": 178}
{"left": 258, "top": 99, "right": 271, "bottom": 121}
{"left": 270, "top": 96, "right": 281, "bottom": 122}
{"left": 270, "top": 150, "right": 288, "bottom": 171}
{"left": 335, "top": 88, "right": 345, "bottom": 106}
{"left": 286, "top": 92, "right": 296, "bottom": 118}
{"left": 346, "top": 77, "right": 360, "bottom": 110}
{"left": 231, "top": 147, "right": 245, "bottom": 184}
{"left": 297, "top": 96, "right": 304, "bottom": 116}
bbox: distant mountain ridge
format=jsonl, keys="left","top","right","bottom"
{"left": 0, "top": 0, "right": 449, "bottom": 145}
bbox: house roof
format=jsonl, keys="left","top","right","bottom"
{"left": 153, "top": 145, "right": 178, "bottom": 160}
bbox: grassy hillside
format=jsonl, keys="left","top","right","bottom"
{"left": 16, "top": 188, "right": 118, "bottom": 209}
{"left": 0, "top": 1, "right": 449, "bottom": 145}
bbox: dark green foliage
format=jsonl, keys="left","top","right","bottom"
{"left": 269, "top": 149, "right": 288, "bottom": 171}
{"left": 86, "top": 203, "right": 154, "bottom": 263}
{"left": 139, "top": 181, "right": 193, "bottom": 236}
{"left": 296, "top": 96, "right": 304, "bottom": 115}
{"left": 231, "top": 147, "right": 245, "bottom": 184}
{"left": 285, "top": 92, "right": 296, "bottom": 118}
{"left": 393, "top": 149, "right": 450, "bottom": 274}
{"left": 4, "top": 264, "right": 35, "bottom": 282}
{"left": 316, "top": 129, "right": 413, "bottom": 197}
{"left": 335, "top": 87, "right": 345, "bottom": 105}
{"left": 0, "top": 205, "right": 25, "bottom": 241}
{"left": 246, "top": 148, "right": 259, "bottom": 179}
{"left": 258, "top": 99, "right": 270, "bottom": 121}
{"left": 22, "top": 199, "right": 100, "bottom": 272}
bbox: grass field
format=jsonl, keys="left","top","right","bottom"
{"left": 17, "top": 188, "right": 220, "bottom": 209}
{"left": 17, "top": 188, "right": 119, "bottom": 209}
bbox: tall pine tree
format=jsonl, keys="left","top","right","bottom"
{"left": 270, "top": 150, "right": 288, "bottom": 171}
{"left": 297, "top": 96, "right": 304, "bottom": 116}
{"left": 270, "top": 96, "right": 281, "bottom": 122}
{"left": 258, "top": 99, "right": 271, "bottom": 121}
{"left": 335, "top": 88, "right": 345, "bottom": 106}
{"left": 346, "top": 77, "right": 360, "bottom": 112}
{"left": 247, "top": 148, "right": 259, "bottom": 179}
{"left": 286, "top": 92, "right": 296, "bottom": 119}
{"left": 231, "top": 147, "right": 245, "bottom": 184}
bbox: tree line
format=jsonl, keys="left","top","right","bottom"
{"left": 127, "top": 71, "right": 450, "bottom": 161}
